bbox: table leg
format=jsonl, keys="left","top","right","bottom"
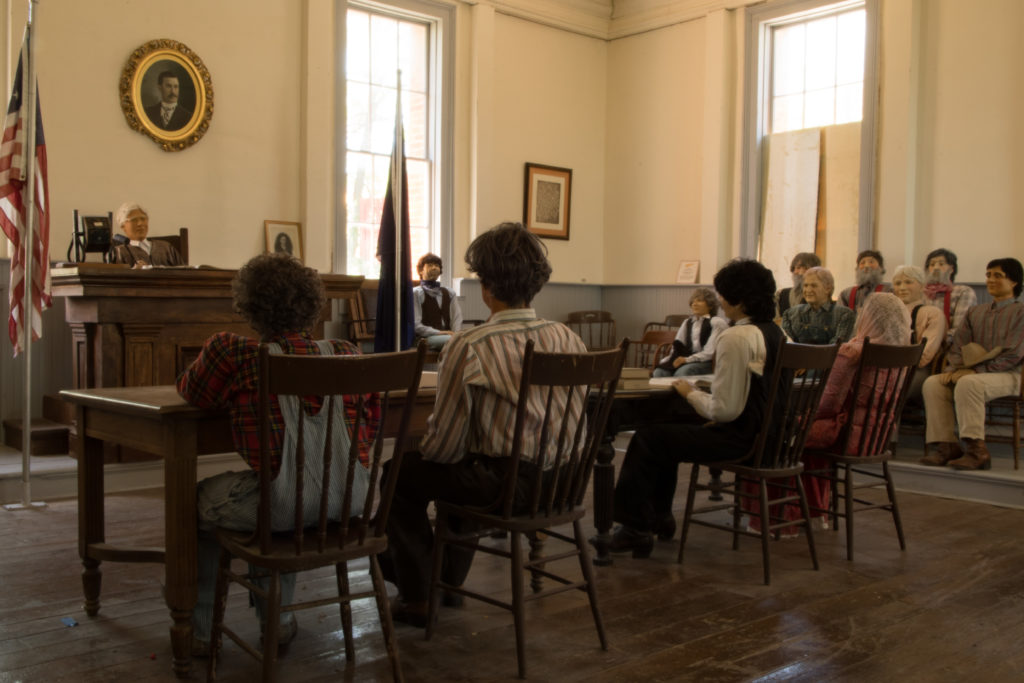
{"left": 590, "top": 436, "right": 616, "bottom": 566}
{"left": 76, "top": 407, "right": 105, "bottom": 616}
{"left": 164, "top": 422, "right": 199, "bottom": 677}
{"left": 708, "top": 468, "right": 724, "bottom": 501}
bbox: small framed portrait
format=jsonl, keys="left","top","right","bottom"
{"left": 523, "top": 162, "right": 572, "bottom": 240}
{"left": 120, "top": 39, "right": 214, "bottom": 151}
{"left": 265, "top": 220, "right": 303, "bottom": 263}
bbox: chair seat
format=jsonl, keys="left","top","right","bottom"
{"left": 717, "top": 460, "right": 805, "bottom": 479}
{"left": 435, "top": 499, "right": 586, "bottom": 534}
{"left": 216, "top": 525, "right": 388, "bottom": 571}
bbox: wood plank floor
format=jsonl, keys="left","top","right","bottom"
{"left": 2, "top": 470, "right": 1024, "bottom": 682}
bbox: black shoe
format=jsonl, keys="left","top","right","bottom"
{"left": 655, "top": 515, "right": 676, "bottom": 541}
{"left": 390, "top": 598, "right": 428, "bottom": 628}
{"left": 606, "top": 526, "right": 654, "bottom": 558}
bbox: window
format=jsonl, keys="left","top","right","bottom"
{"left": 343, "top": 1, "right": 452, "bottom": 278}
{"left": 768, "top": 7, "right": 865, "bottom": 133}
{"left": 740, "top": 0, "right": 878, "bottom": 269}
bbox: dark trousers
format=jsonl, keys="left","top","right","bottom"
{"left": 613, "top": 423, "right": 751, "bottom": 532}
{"left": 379, "top": 451, "right": 536, "bottom": 603}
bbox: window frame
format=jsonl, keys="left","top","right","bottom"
{"left": 337, "top": 0, "right": 455, "bottom": 282}
{"left": 739, "top": 0, "right": 879, "bottom": 259}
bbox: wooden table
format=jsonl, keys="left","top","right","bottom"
{"left": 59, "top": 384, "right": 434, "bottom": 678}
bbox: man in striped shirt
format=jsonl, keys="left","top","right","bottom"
{"left": 380, "top": 222, "right": 586, "bottom": 626}
{"left": 921, "top": 258, "right": 1024, "bottom": 470}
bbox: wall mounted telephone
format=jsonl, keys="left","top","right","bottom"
{"left": 67, "top": 210, "right": 113, "bottom": 262}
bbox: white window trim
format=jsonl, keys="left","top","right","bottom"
{"left": 739, "top": 0, "right": 879, "bottom": 258}
{"left": 336, "top": 0, "right": 455, "bottom": 284}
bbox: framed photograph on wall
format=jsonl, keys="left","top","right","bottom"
{"left": 119, "top": 38, "right": 214, "bottom": 152}
{"left": 265, "top": 220, "right": 303, "bottom": 262}
{"left": 523, "top": 162, "right": 572, "bottom": 240}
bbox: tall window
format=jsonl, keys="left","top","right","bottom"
{"left": 768, "top": 6, "right": 865, "bottom": 133}
{"left": 345, "top": 4, "right": 445, "bottom": 278}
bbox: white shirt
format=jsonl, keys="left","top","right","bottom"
{"left": 129, "top": 238, "right": 152, "bottom": 255}
{"left": 684, "top": 318, "right": 766, "bottom": 424}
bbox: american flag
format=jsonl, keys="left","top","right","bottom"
{"left": 0, "top": 34, "right": 50, "bottom": 356}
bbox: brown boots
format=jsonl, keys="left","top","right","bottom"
{"left": 948, "top": 438, "right": 992, "bottom": 470}
{"left": 920, "top": 442, "right": 962, "bottom": 466}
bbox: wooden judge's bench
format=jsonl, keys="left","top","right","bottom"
{"left": 50, "top": 264, "right": 363, "bottom": 459}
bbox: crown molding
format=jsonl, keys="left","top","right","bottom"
{"left": 609, "top": 0, "right": 762, "bottom": 39}
{"left": 484, "top": 0, "right": 612, "bottom": 39}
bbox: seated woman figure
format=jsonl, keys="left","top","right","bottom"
{"left": 749, "top": 293, "right": 912, "bottom": 533}
{"left": 653, "top": 287, "right": 727, "bottom": 377}
{"left": 606, "top": 259, "right": 785, "bottom": 556}
{"left": 109, "top": 202, "right": 185, "bottom": 267}
{"left": 781, "top": 266, "right": 855, "bottom": 345}
{"left": 176, "top": 253, "right": 378, "bottom": 655}
{"left": 892, "top": 264, "right": 947, "bottom": 399}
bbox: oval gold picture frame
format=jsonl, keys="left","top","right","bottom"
{"left": 119, "top": 39, "right": 213, "bottom": 152}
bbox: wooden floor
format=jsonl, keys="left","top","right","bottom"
{"left": 3, "top": 471, "right": 1024, "bottom": 682}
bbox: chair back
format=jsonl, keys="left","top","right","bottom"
{"left": 834, "top": 338, "right": 925, "bottom": 458}
{"left": 629, "top": 328, "right": 676, "bottom": 372}
{"left": 498, "top": 338, "right": 628, "bottom": 519}
{"left": 256, "top": 342, "right": 426, "bottom": 555}
{"left": 566, "top": 310, "right": 617, "bottom": 350}
{"left": 150, "top": 227, "right": 189, "bottom": 264}
{"left": 750, "top": 342, "right": 841, "bottom": 469}
{"left": 642, "top": 314, "right": 687, "bottom": 336}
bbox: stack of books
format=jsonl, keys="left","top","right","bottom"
{"left": 617, "top": 367, "right": 653, "bottom": 390}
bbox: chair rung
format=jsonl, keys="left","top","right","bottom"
{"left": 218, "top": 624, "right": 263, "bottom": 662}
{"left": 524, "top": 548, "right": 579, "bottom": 567}
{"left": 691, "top": 502, "right": 736, "bottom": 515}
{"left": 523, "top": 580, "right": 587, "bottom": 602}
{"left": 436, "top": 581, "right": 512, "bottom": 612}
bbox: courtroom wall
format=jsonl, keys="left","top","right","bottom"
{"left": 602, "top": 17, "right": 706, "bottom": 285}
{"left": 875, "top": 0, "right": 1024, "bottom": 280}
{"left": 2, "top": 0, "right": 306, "bottom": 270}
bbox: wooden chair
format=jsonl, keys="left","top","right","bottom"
{"left": 425, "top": 339, "right": 628, "bottom": 678}
{"left": 983, "top": 380, "right": 1024, "bottom": 470}
{"left": 677, "top": 342, "right": 839, "bottom": 585}
{"left": 566, "top": 310, "right": 617, "bottom": 350}
{"left": 642, "top": 314, "right": 687, "bottom": 335}
{"left": 629, "top": 328, "right": 676, "bottom": 373}
{"left": 804, "top": 339, "right": 924, "bottom": 561}
{"left": 151, "top": 227, "right": 189, "bottom": 264}
{"left": 207, "top": 343, "right": 426, "bottom": 683}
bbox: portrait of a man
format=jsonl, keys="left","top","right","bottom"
{"left": 142, "top": 66, "right": 195, "bottom": 131}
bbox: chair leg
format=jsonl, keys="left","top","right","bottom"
{"left": 527, "top": 531, "right": 546, "bottom": 594}
{"left": 794, "top": 475, "right": 819, "bottom": 570}
{"left": 882, "top": 461, "right": 907, "bottom": 551}
{"left": 830, "top": 461, "right": 840, "bottom": 534}
{"left": 425, "top": 508, "right": 449, "bottom": 641}
{"left": 677, "top": 464, "right": 701, "bottom": 564}
{"left": 574, "top": 519, "right": 608, "bottom": 651}
{"left": 261, "top": 570, "right": 281, "bottom": 683}
{"left": 208, "top": 547, "right": 232, "bottom": 682}
{"left": 843, "top": 464, "right": 855, "bottom": 561}
{"left": 510, "top": 531, "right": 527, "bottom": 679}
{"left": 1013, "top": 403, "right": 1020, "bottom": 470}
{"left": 335, "top": 561, "right": 355, "bottom": 661}
{"left": 758, "top": 478, "right": 771, "bottom": 586}
{"left": 369, "top": 554, "right": 405, "bottom": 683}
{"left": 731, "top": 474, "right": 742, "bottom": 551}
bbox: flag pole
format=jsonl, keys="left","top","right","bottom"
{"left": 6, "top": 0, "right": 45, "bottom": 511}
{"left": 392, "top": 70, "right": 403, "bottom": 351}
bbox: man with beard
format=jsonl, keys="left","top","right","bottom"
{"left": 921, "top": 258, "right": 1024, "bottom": 470}
{"left": 838, "top": 249, "right": 892, "bottom": 313}
{"left": 923, "top": 248, "right": 977, "bottom": 342}
{"left": 776, "top": 252, "right": 821, "bottom": 318}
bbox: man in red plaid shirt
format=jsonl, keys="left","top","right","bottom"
{"left": 177, "top": 253, "right": 379, "bottom": 656}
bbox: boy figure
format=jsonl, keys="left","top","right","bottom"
{"left": 413, "top": 252, "right": 463, "bottom": 350}
{"left": 838, "top": 249, "right": 892, "bottom": 313}
{"left": 381, "top": 223, "right": 587, "bottom": 626}
{"left": 921, "top": 258, "right": 1024, "bottom": 470}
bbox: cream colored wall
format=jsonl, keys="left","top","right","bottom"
{"left": 3, "top": 0, "right": 307, "bottom": 270}
{"left": 603, "top": 18, "right": 705, "bottom": 284}
{"left": 874, "top": 0, "right": 1024, "bottom": 282}
{"left": 482, "top": 13, "right": 607, "bottom": 284}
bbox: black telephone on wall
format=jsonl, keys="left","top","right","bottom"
{"left": 67, "top": 209, "right": 113, "bottom": 262}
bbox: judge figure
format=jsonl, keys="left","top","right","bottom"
{"left": 108, "top": 202, "right": 184, "bottom": 267}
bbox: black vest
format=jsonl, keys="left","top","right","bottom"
{"left": 420, "top": 287, "right": 451, "bottom": 331}
{"left": 658, "top": 317, "right": 713, "bottom": 372}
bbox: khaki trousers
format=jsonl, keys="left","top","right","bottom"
{"left": 923, "top": 371, "right": 1021, "bottom": 442}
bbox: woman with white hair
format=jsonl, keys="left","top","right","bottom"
{"left": 780, "top": 266, "right": 855, "bottom": 345}
{"left": 892, "top": 264, "right": 947, "bottom": 398}
{"left": 109, "top": 202, "right": 184, "bottom": 267}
